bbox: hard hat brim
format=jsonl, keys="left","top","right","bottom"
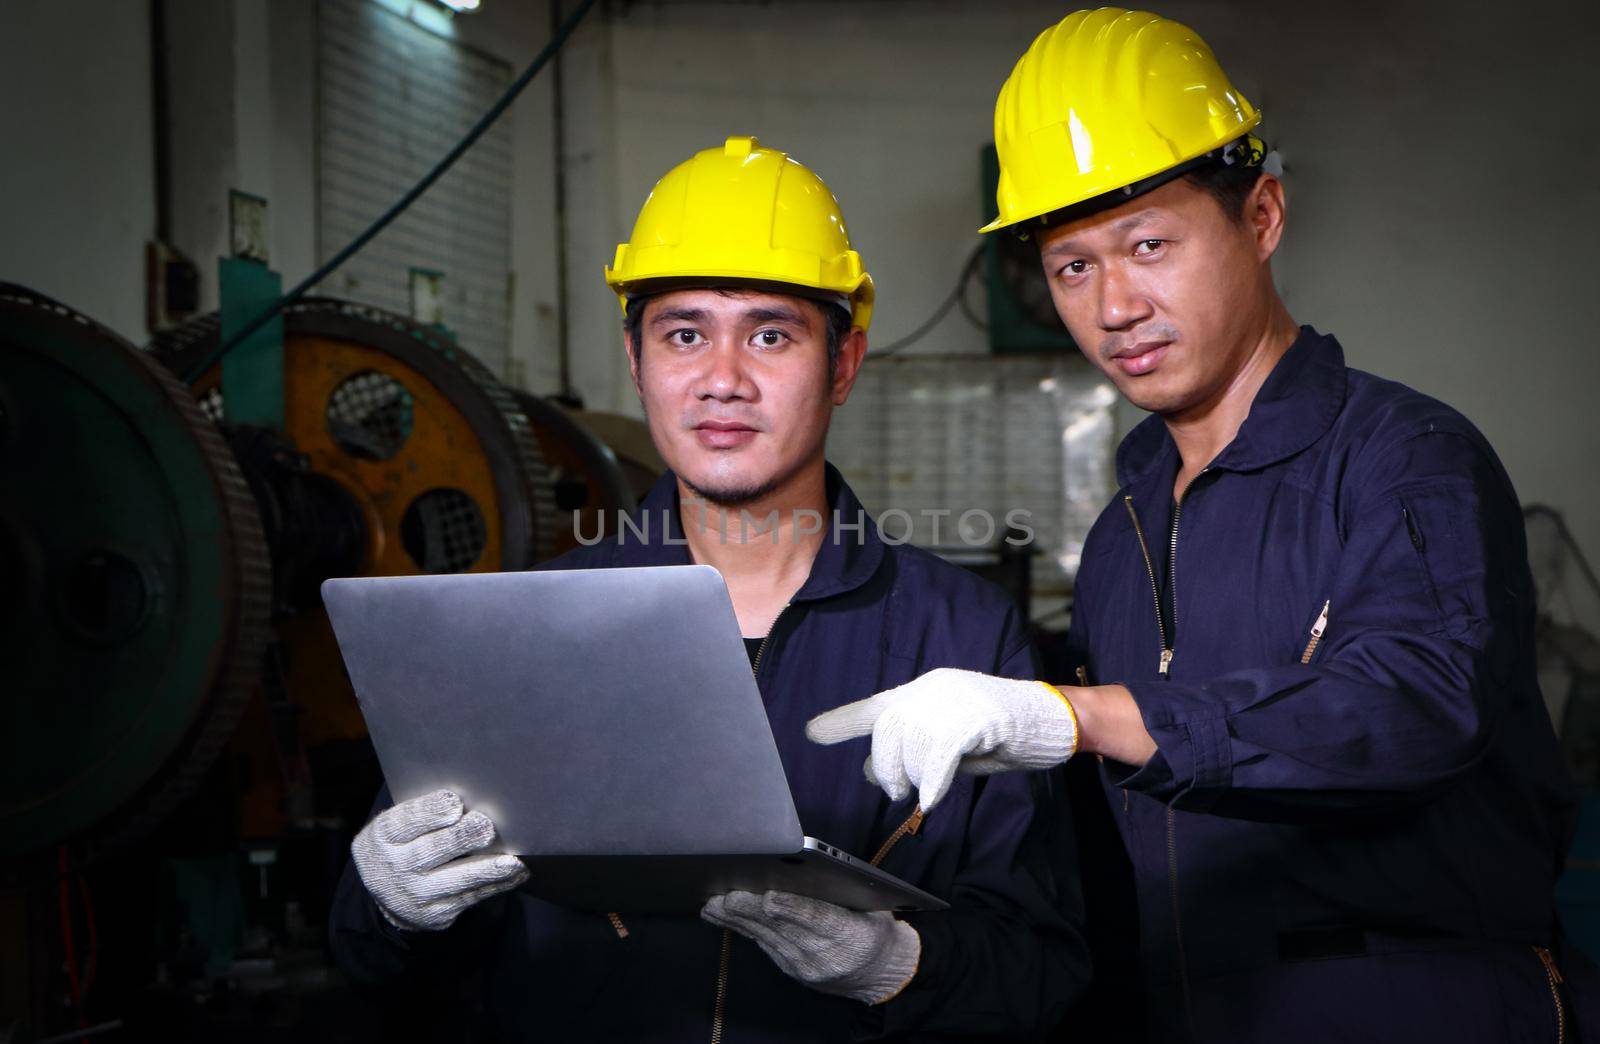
{"left": 606, "top": 273, "right": 875, "bottom": 332}
{"left": 980, "top": 120, "right": 1264, "bottom": 236}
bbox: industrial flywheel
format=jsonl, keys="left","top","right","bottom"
{"left": 149, "top": 297, "right": 558, "bottom": 580}
{"left": 145, "top": 297, "right": 566, "bottom": 841}
{"left": 0, "top": 284, "right": 274, "bottom": 861}
{"left": 2, "top": 286, "right": 610, "bottom": 862}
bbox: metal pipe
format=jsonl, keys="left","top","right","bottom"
{"left": 149, "top": 0, "right": 172, "bottom": 242}
{"left": 551, "top": 0, "right": 574, "bottom": 400}
{"left": 182, "top": 0, "right": 601, "bottom": 383}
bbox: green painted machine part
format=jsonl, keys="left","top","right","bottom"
{"left": 219, "top": 256, "right": 286, "bottom": 429}
{"left": 0, "top": 283, "right": 591, "bottom": 862}
{"left": 0, "top": 284, "right": 272, "bottom": 861}
{"left": 979, "top": 143, "right": 1079, "bottom": 355}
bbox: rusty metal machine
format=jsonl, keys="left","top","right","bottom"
{"left": 149, "top": 297, "right": 563, "bottom": 843}
{"left": 0, "top": 283, "right": 637, "bottom": 1036}
{"left": 2, "top": 284, "right": 273, "bottom": 863}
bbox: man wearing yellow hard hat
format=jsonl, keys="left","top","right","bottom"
{"left": 330, "top": 136, "right": 1089, "bottom": 1039}
{"left": 811, "top": 9, "right": 1597, "bottom": 1040}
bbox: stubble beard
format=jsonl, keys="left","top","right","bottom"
{"left": 681, "top": 472, "right": 784, "bottom": 509}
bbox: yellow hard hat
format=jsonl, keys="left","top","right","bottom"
{"left": 606, "top": 136, "right": 875, "bottom": 331}
{"left": 982, "top": 8, "right": 1262, "bottom": 234}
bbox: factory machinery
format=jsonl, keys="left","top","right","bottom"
{"left": 17, "top": 273, "right": 1599, "bottom": 1041}
{"left": 0, "top": 282, "right": 658, "bottom": 1039}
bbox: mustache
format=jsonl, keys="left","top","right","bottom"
{"left": 681, "top": 411, "right": 769, "bottom": 431}
{"left": 1099, "top": 324, "right": 1180, "bottom": 360}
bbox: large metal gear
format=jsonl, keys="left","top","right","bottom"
{"left": 149, "top": 297, "right": 558, "bottom": 576}
{"left": 512, "top": 389, "right": 635, "bottom": 555}
{"left": 0, "top": 283, "right": 273, "bottom": 861}
{"left": 147, "top": 297, "right": 569, "bottom": 845}
{"left": 148, "top": 298, "right": 561, "bottom": 838}
{"left": 2, "top": 285, "right": 628, "bottom": 858}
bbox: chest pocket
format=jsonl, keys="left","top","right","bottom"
{"left": 1395, "top": 486, "right": 1490, "bottom": 645}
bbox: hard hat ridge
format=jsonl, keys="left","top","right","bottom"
{"left": 606, "top": 136, "right": 875, "bottom": 332}
{"left": 982, "top": 7, "right": 1263, "bottom": 235}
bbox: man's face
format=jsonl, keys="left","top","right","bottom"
{"left": 628, "top": 288, "right": 865, "bottom": 506}
{"left": 1035, "top": 175, "right": 1280, "bottom": 417}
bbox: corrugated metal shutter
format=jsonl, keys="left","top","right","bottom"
{"left": 317, "top": 0, "right": 513, "bottom": 374}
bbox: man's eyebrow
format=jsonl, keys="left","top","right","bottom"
{"left": 647, "top": 304, "right": 811, "bottom": 327}
{"left": 648, "top": 307, "right": 709, "bottom": 326}
{"left": 1041, "top": 208, "right": 1166, "bottom": 257}
{"left": 743, "top": 305, "right": 810, "bottom": 326}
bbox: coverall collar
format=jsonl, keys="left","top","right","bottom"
{"left": 619, "top": 461, "right": 886, "bottom": 604}
{"left": 1115, "top": 325, "right": 1348, "bottom": 489}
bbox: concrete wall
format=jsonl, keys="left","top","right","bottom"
{"left": 589, "top": 0, "right": 1600, "bottom": 570}
{"left": 2, "top": 0, "right": 1596, "bottom": 560}
{"left": 0, "top": 0, "right": 560, "bottom": 372}
{"left": 1254, "top": 2, "right": 1600, "bottom": 564}
{"left": 451, "top": 0, "right": 564, "bottom": 394}
{"left": 0, "top": 0, "right": 156, "bottom": 341}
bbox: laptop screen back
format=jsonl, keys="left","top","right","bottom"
{"left": 324, "top": 565, "right": 806, "bottom": 856}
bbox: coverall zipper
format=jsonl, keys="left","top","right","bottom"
{"left": 1300, "top": 602, "right": 1330, "bottom": 664}
{"left": 708, "top": 603, "right": 792, "bottom": 1042}
{"left": 1166, "top": 473, "right": 1209, "bottom": 1039}
{"left": 612, "top": 603, "right": 800, "bottom": 953}
{"left": 709, "top": 928, "right": 733, "bottom": 1044}
{"left": 870, "top": 808, "right": 926, "bottom": 866}
{"left": 1534, "top": 945, "right": 1566, "bottom": 1044}
{"left": 1122, "top": 497, "right": 1172, "bottom": 674}
{"left": 749, "top": 606, "right": 789, "bottom": 677}
{"left": 1165, "top": 468, "right": 1208, "bottom": 666}
{"left": 1125, "top": 480, "right": 1205, "bottom": 1038}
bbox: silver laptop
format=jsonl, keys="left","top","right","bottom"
{"left": 322, "top": 565, "right": 946, "bottom": 914}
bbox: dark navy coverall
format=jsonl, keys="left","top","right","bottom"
{"left": 330, "top": 468, "right": 1088, "bottom": 1041}
{"left": 1068, "top": 326, "right": 1595, "bottom": 1042}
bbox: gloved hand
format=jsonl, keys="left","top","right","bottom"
{"left": 806, "top": 668, "right": 1079, "bottom": 812}
{"left": 351, "top": 788, "right": 528, "bottom": 932}
{"left": 701, "top": 891, "right": 921, "bottom": 1005}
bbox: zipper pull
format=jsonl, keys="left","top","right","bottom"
{"left": 1402, "top": 506, "right": 1425, "bottom": 551}
{"left": 1159, "top": 649, "right": 1173, "bottom": 676}
{"left": 1300, "top": 601, "right": 1332, "bottom": 665}
{"left": 1536, "top": 945, "right": 1565, "bottom": 983}
{"left": 1075, "top": 666, "right": 1089, "bottom": 687}
{"left": 905, "top": 808, "right": 925, "bottom": 836}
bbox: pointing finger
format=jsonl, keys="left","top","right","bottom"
{"left": 806, "top": 692, "right": 894, "bottom": 745}
{"left": 958, "top": 754, "right": 1014, "bottom": 776}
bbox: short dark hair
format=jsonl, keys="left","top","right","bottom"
{"left": 624, "top": 288, "right": 853, "bottom": 375}
{"left": 1182, "top": 160, "right": 1265, "bottom": 225}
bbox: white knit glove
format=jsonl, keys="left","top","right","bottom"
{"left": 806, "top": 668, "right": 1079, "bottom": 812}
{"left": 701, "top": 891, "right": 921, "bottom": 1005}
{"left": 351, "top": 788, "right": 529, "bottom": 932}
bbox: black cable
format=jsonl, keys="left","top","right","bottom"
{"left": 183, "top": 0, "right": 600, "bottom": 383}
{"left": 956, "top": 250, "right": 989, "bottom": 332}
{"left": 869, "top": 242, "right": 987, "bottom": 358}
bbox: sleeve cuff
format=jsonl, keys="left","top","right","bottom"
{"left": 1107, "top": 683, "right": 1233, "bottom": 809}
{"left": 865, "top": 921, "right": 921, "bottom": 1005}
{"left": 850, "top": 915, "right": 948, "bottom": 1039}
